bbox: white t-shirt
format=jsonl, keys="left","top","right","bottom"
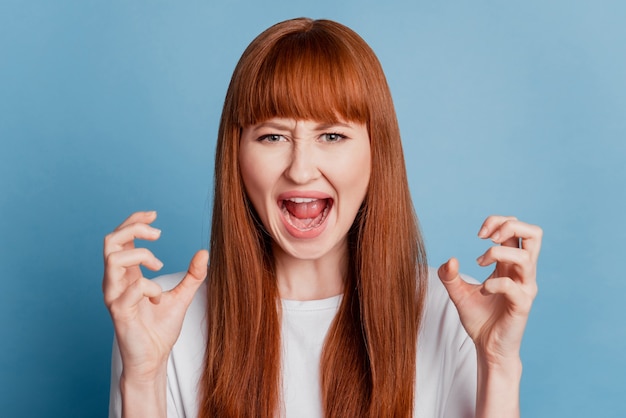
{"left": 109, "top": 267, "right": 477, "bottom": 417}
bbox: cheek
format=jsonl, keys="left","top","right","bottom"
{"left": 346, "top": 147, "right": 371, "bottom": 195}
{"left": 330, "top": 146, "right": 371, "bottom": 208}
{"left": 239, "top": 154, "right": 256, "bottom": 191}
{"left": 240, "top": 155, "right": 263, "bottom": 203}
{"left": 239, "top": 150, "right": 281, "bottom": 218}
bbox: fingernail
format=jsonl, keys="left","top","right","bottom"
{"left": 476, "top": 255, "right": 484, "bottom": 265}
{"left": 153, "top": 228, "right": 162, "bottom": 235}
{"left": 156, "top": 260, "right": 164, "bottom": 269}
{"left": 492, "top": 232, "right": 500, "bottom": 242}
{"left": 478, "top": 226, "right": 488, "bottom": 238}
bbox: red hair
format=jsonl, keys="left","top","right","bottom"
{"left": 200, "top": 18, "right": 427, "bottom": 417}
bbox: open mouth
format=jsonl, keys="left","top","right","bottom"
{"left": 280, "top": 197, "right": 332, "bottom": 231}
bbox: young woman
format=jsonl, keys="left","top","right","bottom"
{"left": 104, "top": 18, "right": 542, "bottom": 418}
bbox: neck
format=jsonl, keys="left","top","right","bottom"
{"left": 273, "top": 241, "right": 348, "bottom": 301}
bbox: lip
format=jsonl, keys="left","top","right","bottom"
{"left": 277, "top": 191, "right": 333, "bottom": 239}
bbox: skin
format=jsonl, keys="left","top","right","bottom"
{"left": 103, "top": 211, "right": 207, "bottom": 417}
{"left": 238, "top": 118, "right": 371, "bottom": 300}
{"left": 439, "top": 216, "right": 542, "bottom": 417}
{"left": 103, "top": 121, "right": 542, "bottom": 417}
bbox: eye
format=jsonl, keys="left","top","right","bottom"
{"left": 321, "top": 132, "right": 347, "bottom": 143}
{"left": 258, "top": 134, "right": 286, "bottom": 143}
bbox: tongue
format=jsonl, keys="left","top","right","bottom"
{"left": 284, "top": 199, "right": 327, "bottom": 219}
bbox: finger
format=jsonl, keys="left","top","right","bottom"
{"left": 483, "top": 218, "right": 543, "bottom": 258}
{"left": 438, "top": 257, "right": 476, "bottom": 308}
{"left": 104, "top": 223, "right": 162, "bottom": 258}
{"left": 477, "top": 246, "right": 534, "bottom": 280}
{"left": 169, "top": 250, "right": 209, "bottom": 307}
{"left": 481, "top": 276, "right": 535, "bottom": 314}
{"left": 477, "top": 246, "right": 530, "bottom": 267}
{"left": 108, "top": 277, "right": 163, "bottom": 316}
{"left": 105, "top": 248, "right": 164, "bottom": 272}
{"left": 115, "top": 211, "right": 158, "bottom": 231}
{"left": 104, "top": 248, "right": 164, "bottom": 303}
{"left": 477, "top": 215, "right": 517, "bottom": 239}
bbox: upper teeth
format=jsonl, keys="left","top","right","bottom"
{"left": 288, "top": 197, "right": 317, "bottom": 203}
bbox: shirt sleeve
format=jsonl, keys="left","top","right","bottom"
{"left": 108, "top": 337, "right": 122, "bottom": 418}
{"left": 416, "top": 268, "right": 478, "bottom": 417}
{"left": 443, "top": 334, "right": 477, "bottom": 418}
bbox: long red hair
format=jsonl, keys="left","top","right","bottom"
{"left": 200, "top": 18, "right": 427, "bottom": 417}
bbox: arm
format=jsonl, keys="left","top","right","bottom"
{"left": 103, "top": 211, "right": 208, "bottom": 417}
{"left": 475, "top": 353, "right": 522, "bottom": 417}
{"left": 439, "top": 216, "right": 542, "bottom": 418}
{"left": 109, "top": 337, "right": 168, "bottom": 418}
{"left": 120, "top": 367, "right": 168, "bottom": 418}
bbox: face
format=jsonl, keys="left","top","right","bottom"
{"left": 239, "top": 118, "right": 371, "bottom": 261}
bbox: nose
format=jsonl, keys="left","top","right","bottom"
{"left": 284, "top": 142, "right": 320, "bottom": 184}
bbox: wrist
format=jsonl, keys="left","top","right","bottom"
{"left": 476, "top": 353, "right": 522, "bottom": 418}
{"left": 477, "top": 350, "right": 523, "bottom": 377}
{"left": 120, "top": 367, "right": 168, "bottom": 418}
{"left": 121, "top": 363, "right": 167, "bottom": 386}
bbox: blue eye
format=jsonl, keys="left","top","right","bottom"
{"left": 322, "top": 133, "right": 346, "bottom": 142}
{"left": 258, "top": 134, "right": 284, "bottom": 142}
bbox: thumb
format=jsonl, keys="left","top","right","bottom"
{"left": 437, "top": 257, "right": 470, "bottom": 307}
{"left": 170, "top": 249, "right": 209, "bottom": 305}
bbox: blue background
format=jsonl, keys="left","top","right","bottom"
{"left": 1, "top": 1, "right": 625, "bottom": 416}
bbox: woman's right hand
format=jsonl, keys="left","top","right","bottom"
{"left": 103, "top": 211, "right": 208, "bottom": 384}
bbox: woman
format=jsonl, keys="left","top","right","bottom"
{"left": 105, "top": 18, "right": 542, "bottom": 417}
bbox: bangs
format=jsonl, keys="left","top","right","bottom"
{"left": 234, "top": 26, "right": 371, "bottom": 127}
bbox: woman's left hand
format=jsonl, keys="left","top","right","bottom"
{"left": 438, "top": 215, "right": 543, "bottom": 366}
